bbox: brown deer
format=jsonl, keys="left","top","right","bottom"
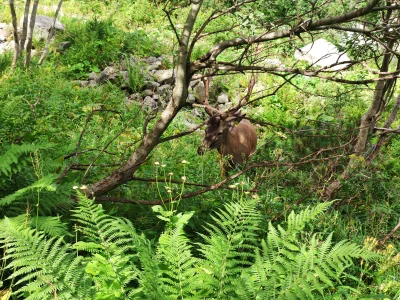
{"left": 197, "top": 76, "right": 257, "bottom": 173}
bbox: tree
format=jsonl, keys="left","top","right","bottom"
{"left": 58, "top": 0, "right": 400, "bottom": 202}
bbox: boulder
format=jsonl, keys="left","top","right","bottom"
{"left": 57, "top": 41, "right": 71, "bottom": 52}
{"left": 20, "top": 15, "right": 65, "bottom": 41}
{"left": 143, "top": 96, "right": 157, "bottom": 109}
{"left": 88, "top": 72, "right": 98, "bottom": 81}
{"left": 294, "top": 38, "right": 350, "bottom": 71}
{"left": 144, "top": 81, "right": 160, "bottom": 90}
{"left": 187, "top": 93, "right": 196, "bottom": 104}
{"left": 88, "top": 80, "right": 98, "bottom": 88}
{"left": 153, "top": 69, "right": 175, "bottom": 84}
{"left": 217, "top": 93, "right": 229, "bottom": 104}
{"left": 142, "top": 89, "right": 154, "bottom": 96}
{"left": 0, "top": 40, "right": 14, "bottom": 54}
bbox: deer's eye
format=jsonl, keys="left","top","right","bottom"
{"left": 218, "top": 132, "right": 223, "bottom": 136}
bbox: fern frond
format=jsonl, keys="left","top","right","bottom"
{"left": 72, "top": 194, "right": 143, "bottom": 297}
{"left": 238, "top": 202, "right": 378, "bottom": 299}
{"left": 156, "top": 211, "right": 199, "bottom": 299}
{"left": 197, "top": 197, "right": 262, "bottom": 298}
{"left": 0, "top": 174, "right": 58, "bottom": 206}
{"left": 0, "top": 143, "right": 54, "bottom": 180}
{"left": 0, "top": 217, "right": 91, "bottom": 299}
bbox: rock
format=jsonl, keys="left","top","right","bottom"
{"left": 157, "top": 84, "right": 172, "bottom": 101}
{"left": 97, "top": 66, "right": 116, "bottom": 84}
{"left": 144, "top": 81, "right": 160, "bottom": 90}
{"left": 148, "top": 61, "right": 162, "bottom": 71}
{"left": 0, "top": 40, "right": 14, "bottom": 54}
{"left": 153, "top": 69, "right": 175, "bottom": 84}
{"left": 217, "top": 104, "right": 227, "bottom": 111}
{"left": 152, "top": 94, "right": 159, "bottom": 101}
{"left": 193, "top": 81, "right": 206, "bottom": 103}
{"left": 260, "top": 58, "right": 284, "bottom": 68}
{"left": 0, "top": 23, "right": 12, "bottom": 40}
{"left": 143, "top": 96, "right": 157, "bottom": 109}
{"left": 20, "top": 15, "right": 65, "bottom": 41}
{"left": 88, "top": 72, "right": 98, "bottom": 81}
{"left": 188, "top": 94, "right": 196, "bottom": 104}
{"left": 217, "top": 93, "right": 229, "bottom": 104}
{"left": 88, "top": 80, "right": 98, "bottom": 88}
{"left": 145, "top": 56, "right": 157, "bottom": 64}
{"left": 126, "top": 93, "right": 142, "bottom": 106}
{"left": 79, "top": 81, "right": 89, "bottom": 87}
{"left": 143, "top": 89, "right": 154, "bottom": 96}
{"left": 57, "top": 41, "right": 71, "bottom": 52}
{"left": 294, "top": 38, "right": 350, "bottom": 71}
{"left": 119, "top": 71, "right": 128, "bottom": 82}
{"left": 189, "top": 79, "right": 200, "bottom": 88}
{"left": 97, "top": 72, "right": 108, "bottom": 84}
{"left": 191, "top": 108, "right": 203, "bottom": 118}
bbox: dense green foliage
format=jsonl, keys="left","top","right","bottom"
{"left": 1, "top": 0, "right": 400, "bottom": 298}
{"left": 0, "top": 194, "right": 386, "bottom": 299}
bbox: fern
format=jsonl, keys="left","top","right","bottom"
{"left": 156, "top": 211, "right": 200, "bottom": 299}
{"left": 0, "top": 174, "right": 58, "bottom": 207}
{"left": 196, "top": 198, "right": 262, "bottom": 298}
{"left": 0, "top": 217, "right": 92, "bottom": 300}
{"left": 0, "top": 143, "right": 54, "bottom": 181}
{"left": 238, "top": 202, "right": 379, "bottom": 299}
{"left": 72, "top": 193, "right": 141, "bottom": 299}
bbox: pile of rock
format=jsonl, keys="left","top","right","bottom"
{"left": 76, "top": 55, "right": 235, "bottom": 111}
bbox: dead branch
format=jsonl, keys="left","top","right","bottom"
{"left": 93, "top": 153, "right": 348, "bottom": 205}
{"left": 158, "top": 119, "right": 207, "bottom": 143}
{"left": 379, "top": 219, "right": 400, "bottom": 245}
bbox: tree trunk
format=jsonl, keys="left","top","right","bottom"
{"left": 86, "top": 0, "right": 203, "bottom": 197}
{"left": 8, "top": 0, "right": 20, "bottom": 70}
{"left": 38, "top": 0, "right": 63, "bottom": 65}
{"left": 323, "top": 39, "right": 395, "bottom": 199}
{"left": 20, "top": 0, "right": 32, "bottom": 52}
{"left": 25, "top": 0, "right": 40, "bottom": 68}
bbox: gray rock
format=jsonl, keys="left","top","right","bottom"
{"left": 189, "top": 79, "right": 200, "bottom": 88}
{"left": 142, "top": 89, "right": 154, "bottom": 96}
{"left": 152, "top": 94, "right": 159, "bottom": 101}
{"left": 217, "top": 104, "right": 227, "bottom": 111}
{"left": 157, "top": 84, "right": 172, "bottom": 101}
{"left": 0, "top": 40, "right": 14, "bottom": 54}
{"left": 97, "top": 72, "right": 108, "bottom": 84}
{"left": 217, "top": 93, "right": 229, "bottom": 104}
{"left": 145, "top": 56, "right": 157, "bottom": 64}
{"left": 119, "top": 71, "right": 128, "bottom": 82}
{"left": 88, "top": 72, "right": 98, "bottom": 81}
{"left": 20, "top": 15, "right": 65, "bottom": 41}
{"left": 78, "top": 81, "right": 89, "bottom": 87}
{"left": 88, "top": 80, "right": 98, "bottom": 88}
{"left": 144, "top": 81, "right": 160, "bottom": 90}
{"left": 193, "top": 81, "right": 206, "bottom": 103}
{"left": 294, "top": 38, "right": 350, "bottom": 71}
{"left": 126, "top": 93, "right": 142, "bottom": 106}
{"left": 188, "top": 94, "right": 196, "bottom": 104}
{"left": 0, "top": 23, "right": 12, "bottom": 37}
{"left": 154, "top": 69, "right": 175, "bottom": 84}
{"left": 57, "top": 41, "right": 71, "bottom": 51}
{"left": 143, "top": 96, "right": 157, "bottom": 109}
{"left": 97, "top": 66, "right": 116, "bottom": 84}
{"left": 148, "top": 61, "right": 162, "bottom": 71}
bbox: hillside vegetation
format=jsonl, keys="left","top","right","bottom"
{"left": 1, "top": 0, "right": 400, "bottom": 299}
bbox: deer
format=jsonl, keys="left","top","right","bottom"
{"left": 196, "top": 76, "right": 257, "bottom": 175}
